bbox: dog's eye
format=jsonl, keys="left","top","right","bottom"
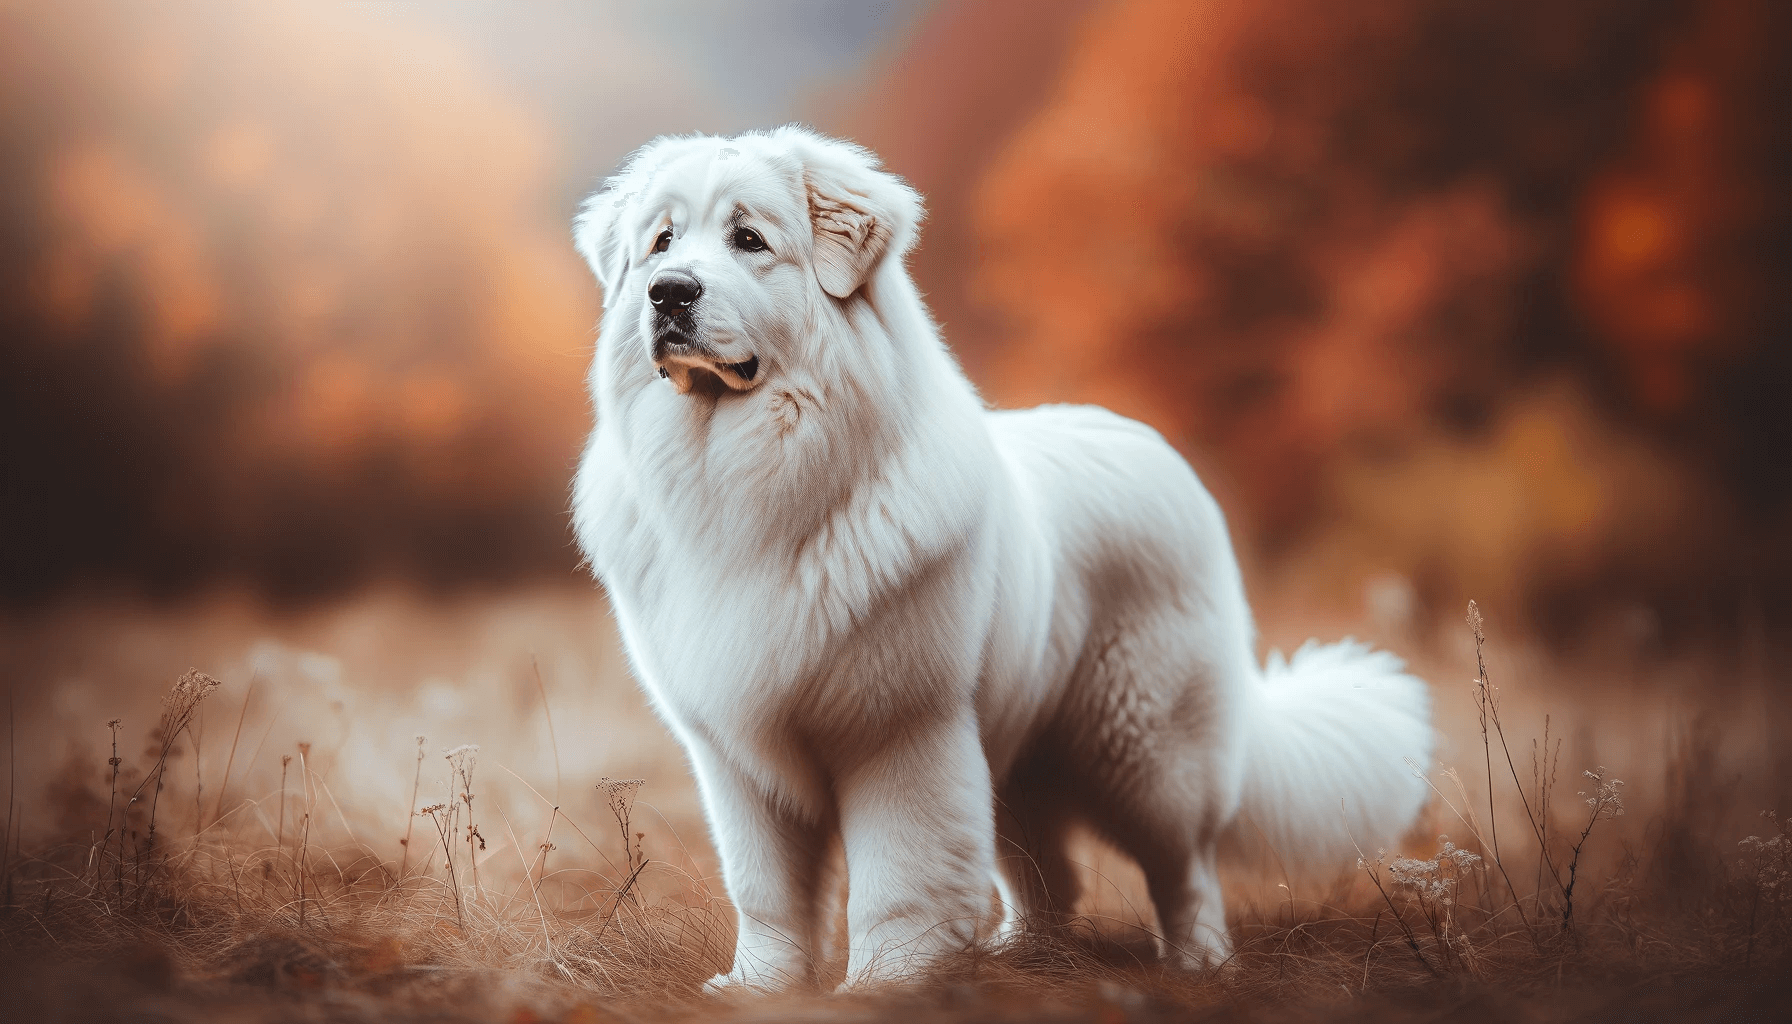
{"left": 732, "top": 227, "right": 768, "bottom": 253}
{"left": 652, "top": 229, "right": 672, "bottom": 254}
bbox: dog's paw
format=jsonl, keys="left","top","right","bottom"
{"left": 702, "top": 971, "right": 766, "bottom": 998}
{"left": 1161, "top": 945, "right": 1240, "bottom": 977}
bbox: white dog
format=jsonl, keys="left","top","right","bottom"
{"left": 570, "top": 127, "right": 1432, "bottom": 990}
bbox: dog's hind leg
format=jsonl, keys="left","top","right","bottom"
{"left": 1105, "top": 738, "right": 1238, "bottom": 970}
{"left": 1140, "top": 840, "right": 1232, "bottom": 970}
{"left": 993, "top": 783, "right": 1082, "bottom": 940}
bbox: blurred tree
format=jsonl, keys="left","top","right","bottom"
{"left": 966, "top": 0, "right": 1790, "bottom": 636}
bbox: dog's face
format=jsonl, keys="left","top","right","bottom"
{"left": 574, "top": 129, "right": 921, "bottom": 397}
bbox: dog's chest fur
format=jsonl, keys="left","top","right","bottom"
{"left": 574, "top": 358, "right": 1006, "bottom": 802}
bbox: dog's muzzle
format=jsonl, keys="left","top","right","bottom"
{"left": 645, "top": 271, "right": 760, "bottom": 393}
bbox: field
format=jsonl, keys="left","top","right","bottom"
{"left": 1, "top": 587, "right": 1787, "bottom": 1022}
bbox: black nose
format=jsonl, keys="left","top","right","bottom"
{"left": 648, "top": 271, "right": 702, "bottom": 314}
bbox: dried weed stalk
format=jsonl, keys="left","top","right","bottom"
{"left": 1561, "top": 766, "right": 1624, "bottom": 933}
{"left": 398, "top": 735, "right": 426, "bottom": 881}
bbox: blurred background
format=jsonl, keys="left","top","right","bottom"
{"left": 1, "top": 0, "right": 1788, "bottom": 869}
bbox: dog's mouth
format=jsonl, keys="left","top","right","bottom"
{"left": 653, "top": 334, "right": 761, "bottom": 396}
{"left": 718, "top": 355, "right": 759, "bottom": 381}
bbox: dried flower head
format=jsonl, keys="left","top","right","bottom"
{"left": 1388, "top": 856, "right": 1456, "bottom": 905}
{"left": 1437, "top": 835, "right": 1482, "bottom": 872}
{"left": 599, "top": 777, "right": 645, "bottom": 819}
{"left": 158, "top": 670, "right": 222, "bottom": 738}
{"left": 1740, "top": 810, "right": 1791, "bottom": 903}
{"left": 1578, "top": 767, "right": 1625, "bottom": 819}
{"left": 445, "top": 745, "right": 479, "bottom": 797}
{"left": 163, "top": 669, "right": 222, "bottom": 709}
{"left": 1381, "top": 836, "right": 1481, "bottom": 910}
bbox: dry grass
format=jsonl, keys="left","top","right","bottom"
{"left": 1, "top": 595, "right": 1787, "bottom": 1022}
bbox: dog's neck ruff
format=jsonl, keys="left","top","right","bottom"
{"left": 576, "top": 268, "right": 995, "bottom": 632}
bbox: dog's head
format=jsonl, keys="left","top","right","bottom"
{"left": 574, "top": 127, "right": 922, "bottom": 396}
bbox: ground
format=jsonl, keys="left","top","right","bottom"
{"left": 1, "top": 588, "right": 1787, "bottom": 1021}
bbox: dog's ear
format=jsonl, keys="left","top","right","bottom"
{"left": 575, "top": 139, "right": 674, "bottom": 306}
{"left": 793, "top": 131, "right": 923, "bottom": 300}
{"left": 573, "top": 184, "right": 635, "bottom": 306}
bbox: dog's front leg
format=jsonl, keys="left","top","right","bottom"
{"left": 688, "top": 742, "right": 832, "bottom": 992}
{"left": 837, "top": 711, "right": 994, "bottom": 986}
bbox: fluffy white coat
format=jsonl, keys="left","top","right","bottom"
{"left": 570, "top": 127, "right": 1433, "bottom": 990}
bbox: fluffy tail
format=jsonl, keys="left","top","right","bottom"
{"left": 1226, "top": 639, "right": 1434, "bottom": 873}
